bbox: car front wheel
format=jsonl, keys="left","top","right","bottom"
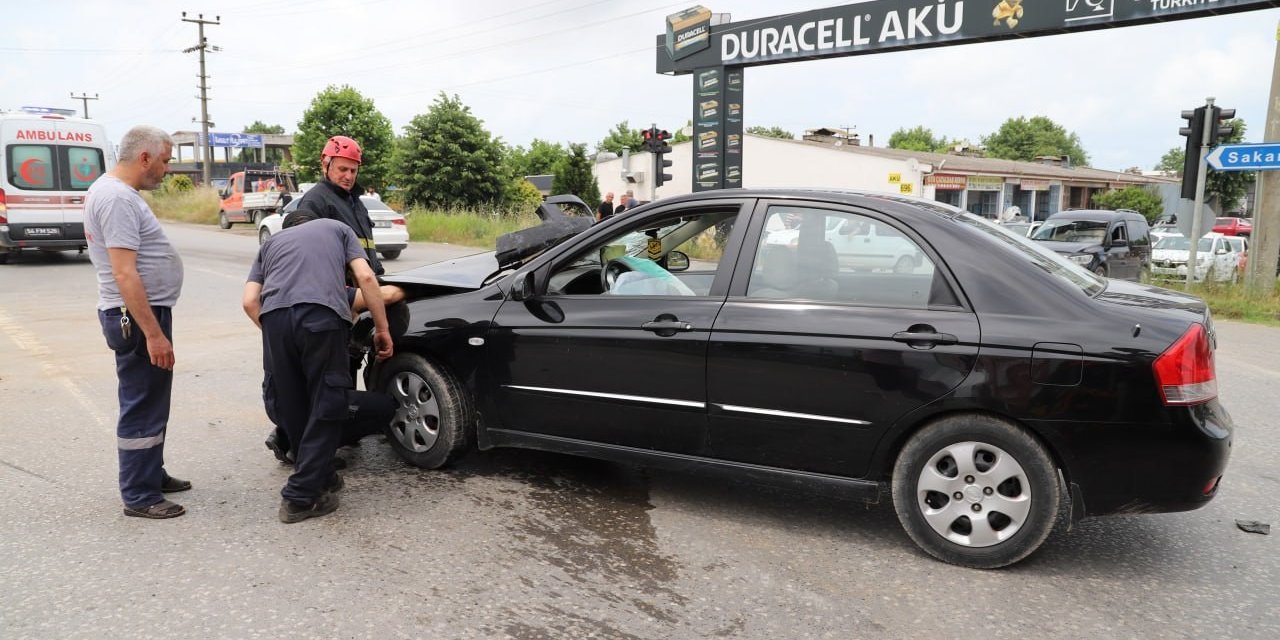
{"left": 376, "top": 353, "right": 470, "bottom": 469}
{"left": 258, "top": 227, "right": 271, "bottom": 245}
{"left": 218, "top": 211, "right": 231, "bottom": 229}
{"left": 891, "top": 414, "right": 1065, "bottom": 569}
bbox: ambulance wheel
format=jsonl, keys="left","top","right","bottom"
{"left": 219, "top": 211, "right": 231, "bottom": 229}
{"left": 377, "top": 353, "right": 470, "bottom": 469}
{"left": 0, "top": 251, "right": 9, "bottom": 265}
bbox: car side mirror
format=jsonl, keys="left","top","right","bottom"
{"left": 667, "top": 250, "right": 690, "bottom": 272}
{"left": 510, "top": 270, "right": 537, "bottom": 301}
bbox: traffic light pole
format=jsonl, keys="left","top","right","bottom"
{"left": 1247, "top": 20, "right": 1280, "bottom": 294}
{"left": 1186, "top": 97, "right": 1215, "bottom": 291}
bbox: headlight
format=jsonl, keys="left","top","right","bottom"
{"left": 1068, "top": 254, "right": 1093, "bottom": 265}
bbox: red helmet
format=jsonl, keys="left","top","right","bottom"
{"left": 321, "top": 135, "right": 362, "bottom": 165}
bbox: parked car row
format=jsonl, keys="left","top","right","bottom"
{"left": 1150, "top": 232, "right": 1248, "bottom": 283}
{"left": 352, "top": 190, "right": 1232, "bottom": 569}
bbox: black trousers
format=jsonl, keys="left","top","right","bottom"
{"left": 261, "top": 304, "right": 351, "bottom": 506}
{"left": 267, "top": 390, "right": 396, "bottom": 452}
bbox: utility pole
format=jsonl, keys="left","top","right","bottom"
{"left": 1248, "top": 20, "right": 1280, "bottom": 294}
{"left": 182, "top": 11, "right": 220, "bottom": 186}
{"left": 69, "top": 92, "right": 98, "bottom": 118}
{"left": 1186, "top": 97, "right": 1215, "bottom": 291}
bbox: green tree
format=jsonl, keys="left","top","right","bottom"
{"left": 507, "top": 139, "right": 567, "bottom": 178}
{"left": 1206, "top": 118, "right": 1254, "bottom": 211}
{"left": 673, "top": 120, "right": 693, "bottom": 144}
{"left": 235, "top": 120, "right": 287, "bottom": 164}
{"left": 888, "top": 125, "right": 949, "bottom": 152}
{"left": 1091, "top": 186, "right": 1164, "bottom": 221}
{"left": 293, "top": 85, "right": 395, "bottom": 191}
{"left": 597, "top": 121, "right": 644, "bottom": 154}
{"left": 983, "top": 116, "right": 1089, "bottom": 166}
{"left": 1155, "top": 147, "right": 1185, "bottom": 176}
{"left": 394, "top": 92, "right": 506, "bottom": 209}
{"left": 746, "top": 125, "right": 794, "bottom": 140}
{"left": 551, "top": 143, "right": 600, "bottom": 207}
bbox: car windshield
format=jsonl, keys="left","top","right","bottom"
{"left": 960, "top": 214, "right": 1105, "bottom": 296}
{"left": 1030, "top": 219, "right": 1108, "bottom": 243}
{"left": 1154, "top": 236, "right": 1212, "bottom": 252}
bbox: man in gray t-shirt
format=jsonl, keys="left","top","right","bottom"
{"left": 83, "top": 125, "right": 190, "bottom": 520}
{"left": 243, "top": 211, "right": 393, "bottom": 523}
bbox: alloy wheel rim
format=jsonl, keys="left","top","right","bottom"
{"left": 389, "top": 371, "right": 441, "bottom": 453}
{"left": 916, "top": 441, "right": 1032, "bottom": 548}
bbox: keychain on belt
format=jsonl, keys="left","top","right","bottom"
{"left": 119, "top": 307, "right": 132, "bottom": 339}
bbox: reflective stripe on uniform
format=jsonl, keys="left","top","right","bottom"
{"left": 360, "top": 237, "right": 377, "bottom": 249}
{"left": 118, "top": 433, "right": 165, "bottom": 450}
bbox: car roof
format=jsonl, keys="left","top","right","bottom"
{"left": 1047, "top": 209, "right": 1145, "bottom": 222}
{"left": 644, "top": 188, "right": 967, "bottom": 219}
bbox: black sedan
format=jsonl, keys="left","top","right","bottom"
{"left": 358, "top": 190, "right": 1232, "bottom": 569}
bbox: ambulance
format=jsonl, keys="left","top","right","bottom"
{"left": 0, "top": 106, "right": 114, "bottom": 264}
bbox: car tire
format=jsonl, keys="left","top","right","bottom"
{"left": 1093, "top": 265, "right": 1107, "bottom": 278}
{"left": 893, "top": 255, "right": 914, "bottom": 274}
{"left": 0, "top": 250, "right": 9, "bottom": 265}
{"left": 376, "top": 353, "right": 470, "bottom": 469}
{"left": 251, "top": 210, "right": 262, "bottom": 226}
{"left": 218, "top": 211, "right": 231, "bottom": 229}
{"left": 380, "top": 250, "right": 401, "bottom": 260}
{"left": 891, "top": 414, "right": 1065, "bottom": 569}
{"left": 258, "top": 227, "right": 271, "bottom": 245}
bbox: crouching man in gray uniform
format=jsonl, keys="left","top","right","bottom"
{"left": 242, "top": 210, "right": 393, "bottom": 523}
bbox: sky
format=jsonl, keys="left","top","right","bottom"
{"left": 4, "top": 0, "right": 1279, "bottom": 173}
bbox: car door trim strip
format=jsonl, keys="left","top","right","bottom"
{"left": 715, "top": 404, "right": 870, "bottom": 425}
{"left": 504, "top": 385, "right": 705, "bottom": 409}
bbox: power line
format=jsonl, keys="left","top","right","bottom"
{"left": 70, "top": 92, "right": 99, "bottom": 118}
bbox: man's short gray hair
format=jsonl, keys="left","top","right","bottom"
{"left": 118, "top": 126, "right": 173, "bottom": 164}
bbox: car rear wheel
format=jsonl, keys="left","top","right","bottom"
{"left": 380, "top": 249, "right": 401, "bottom": 260}
{"left": 891, "top": 414, "right": 1064, "bottom": 569}
{"left": 258, "top": 227, "right": 271, "bottom": 245}
{"left": 376, "top": 353, "right": 470, "bottom": 469}
{"left": 218, "top": 211, "right": 231, "bottom": 230}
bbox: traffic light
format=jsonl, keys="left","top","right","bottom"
{"left": 1209, "top": 106, "right": 1236, "bottom": 146}
{"left": 1179, "top": 106, "right": 1206, "bottom": 200}
{"left": 642, "top": 126, "right": 674, "bottom": 187}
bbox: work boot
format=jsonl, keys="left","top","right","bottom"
{"left": 278, "top": 492, "right": 340, "bottom": 524}
{"left": 264, "top": 431, "right": 292, "bottom": 464}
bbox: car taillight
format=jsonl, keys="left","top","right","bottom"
{"left": 1152, "top": 323, "right": 1217, "bottom": 406}
{"left": 392, "top": 218, "right": 406, "bottom": 226}
{"left": 0, "top": 187, "right": 7, "bottom": 224}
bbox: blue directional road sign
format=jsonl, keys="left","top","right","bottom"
{"left": 203, "top": 132, "right": 264, "bottom": 149}
{"left": 1205, "top": 142, "right": 1280, "bottom": 172}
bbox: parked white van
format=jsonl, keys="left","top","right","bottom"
{"left": 0, "top": 107, "right": 114, "bottom": 264}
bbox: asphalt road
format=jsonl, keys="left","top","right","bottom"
{"left": 0, "top": 222, "right": 1276, "bottom": 640}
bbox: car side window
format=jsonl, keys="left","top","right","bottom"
{"left": 1125, "top": 220, "right": 1149, "bottom": 246}
{"left": 1111, "top": 223, "right": 1127, "bottom": 244}
{"left": 546, "top": 208, "right": 739, "bottom": 297}
{"left": 747, "top": 207, "right": 939, "bottom": 309}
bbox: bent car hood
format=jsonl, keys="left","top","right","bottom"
{"left": 382, "top": 251, "right": 499, "bottom": 290}
{"left": 1035, "top": 240, "right": 1100, "bottom": 254}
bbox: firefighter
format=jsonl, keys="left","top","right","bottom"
{"left": 296, "top": 135, "right": 383, "bottom": 276}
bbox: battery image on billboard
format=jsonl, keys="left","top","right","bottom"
{"left": 728, "top": 103, "right": 741, "bottom": 117}
{"left": 665, "top": 6, "right": 712, "bottom": 58}
{"left": 698, "top": 163, "right": 720, "bottom": 180}
{"left": 726, "top": 134, "right": 740, "bottom": 152}
{"left": 726, "top": 166, "right": 741, "bottom": 180}
{"left": 698, "top": 71, "right": 719, "bottom": 91}
{"left": 698, "top": 131, "right": 718, "bottom": 150}
{"left": 699, "top": 100, "right": 718, "bottom": 118}
{"left": 727, "top": 74, "right": 742, "bottom": 91}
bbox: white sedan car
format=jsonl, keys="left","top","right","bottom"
{"left": 257, "top": 195, "right": 409, "bottom": 260}
{"left": 1149, "top": 232, "right": 1243, "bottom": 283}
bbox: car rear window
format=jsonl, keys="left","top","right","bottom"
{"left": 7, "top": 145, "right": 56, "bottom": 189}
{"left": 959, "top": 214, "right": 1105, "bottom": 296}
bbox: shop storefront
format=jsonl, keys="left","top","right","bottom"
{"left": 925, "top": 173, "right": 966, "bottom": 208}
{"left": 965, "top": 176, "right": 1004, "bottom": 218}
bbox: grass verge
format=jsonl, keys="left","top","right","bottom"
{"left": 142, "top": 187, "right": 221, "bottom": 225}
{"left": 1149, "top": 275, "right": 1280, "bottom": 326}
{"left": 403, "top": 205, "right": 541, "bottom": 249}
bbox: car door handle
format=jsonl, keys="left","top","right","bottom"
{"left": 892, "top": 331, "right": 958, "bottom": 346}
{"left": 642, "top": 320, "right": 694, "bottom": 333}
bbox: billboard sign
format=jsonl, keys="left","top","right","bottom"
{"left": 205, "top": 132, "right": 264, "bottom": 149}
{"left": 657, "top": 0, "right": 1280, "bottom": 74}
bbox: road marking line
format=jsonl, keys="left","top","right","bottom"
{"left": 0, "top": 309, "right": 110, "bottom": 430}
